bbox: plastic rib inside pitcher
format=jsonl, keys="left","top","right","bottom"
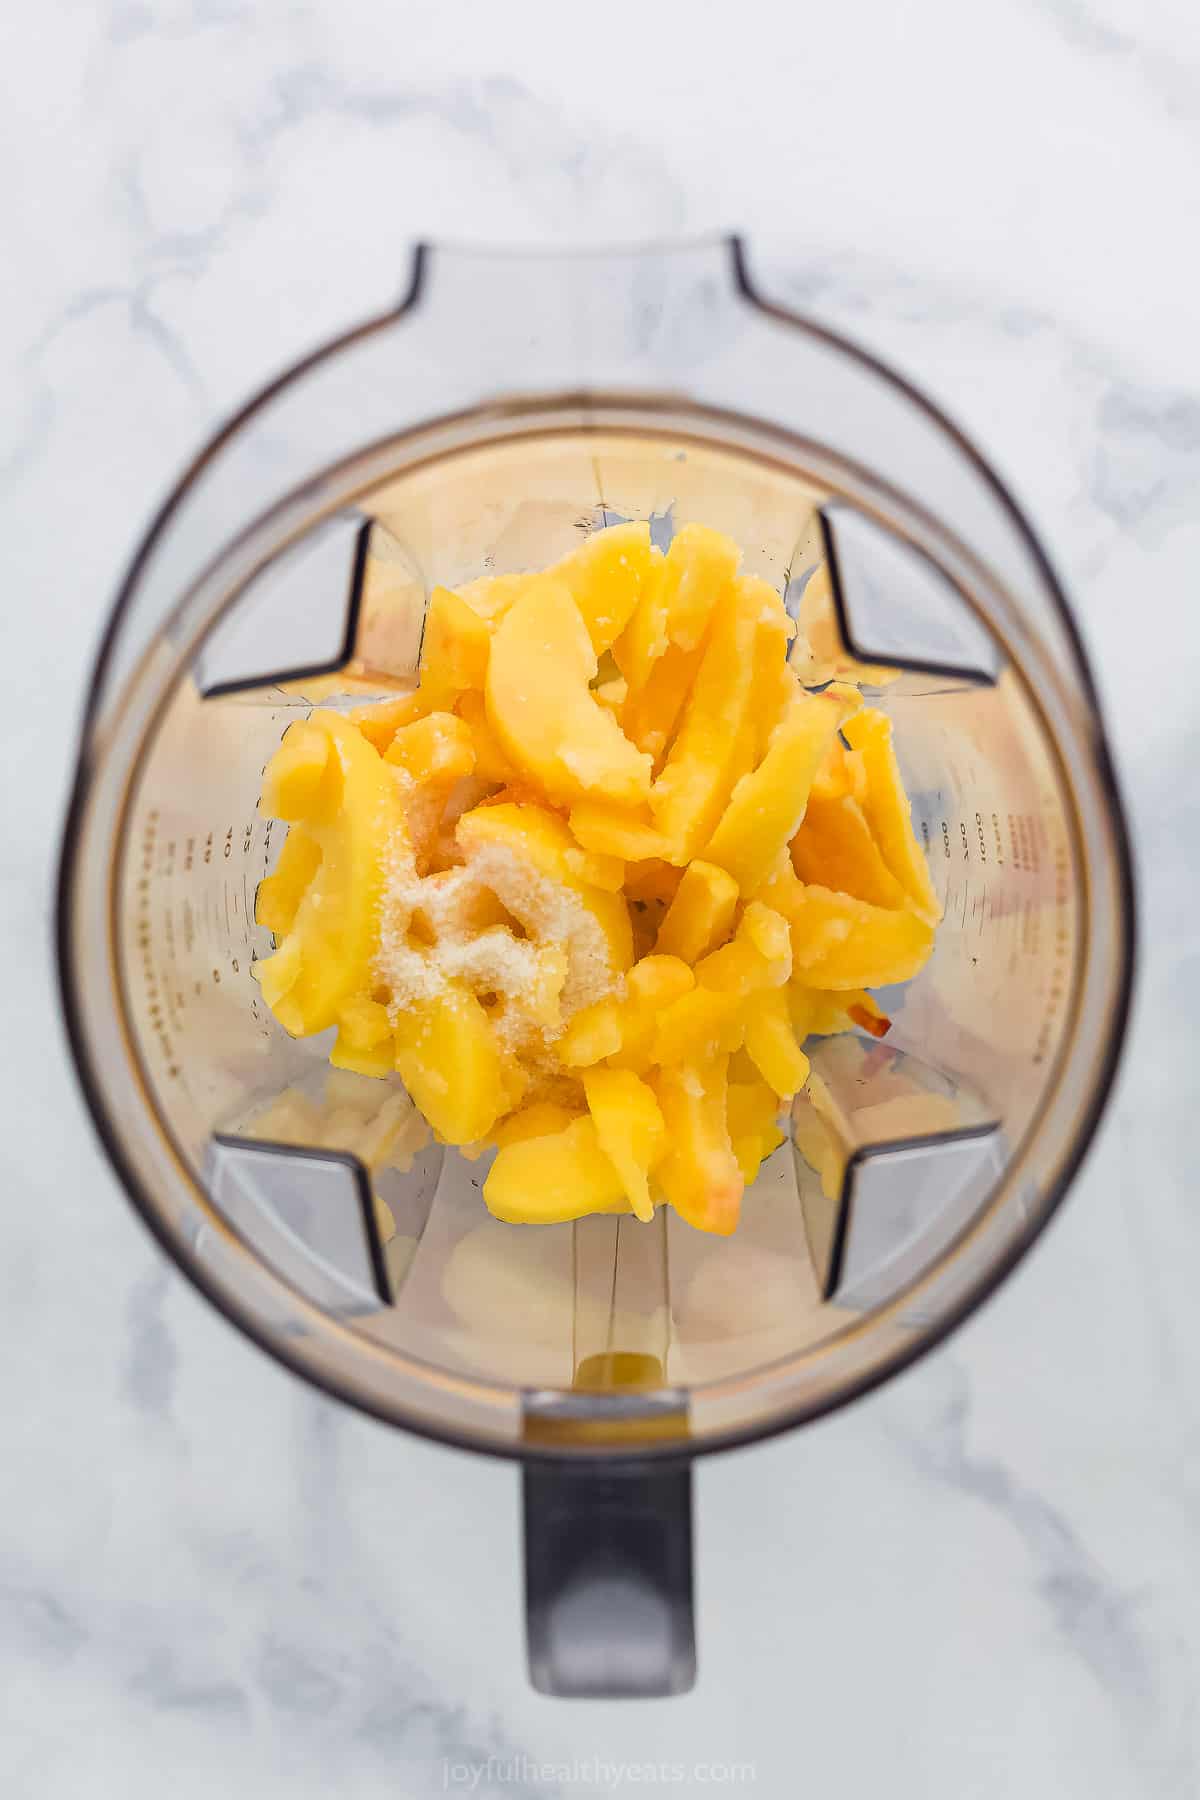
{"left": 113, "top": 424, "right": 1084, "bottom": 1449}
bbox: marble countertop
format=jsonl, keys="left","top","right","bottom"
{"left": 4, "top": 2, "right": 1199, "bottom": 1794}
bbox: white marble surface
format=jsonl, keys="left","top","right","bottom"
{"left": 3, "top": 1, "right": 1199, "bottom": 1793}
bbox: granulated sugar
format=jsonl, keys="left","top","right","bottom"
{"left": 375, "top": 815, "right": 623, "bottom": 1096}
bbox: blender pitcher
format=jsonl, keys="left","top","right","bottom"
{"left": 58, "top": 238, "right": 1134, "bottom": 1698}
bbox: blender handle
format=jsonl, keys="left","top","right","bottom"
{"left": 522, "top": 1457, "right": 696, "bottom": 1697}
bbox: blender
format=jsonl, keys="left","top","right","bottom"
{"left": 58, "top": 238, "right": 1134, "bottom": 1698}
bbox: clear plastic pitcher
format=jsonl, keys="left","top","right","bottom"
{"left": 58, "top": 239, "right": 1134, "bottom": 1697}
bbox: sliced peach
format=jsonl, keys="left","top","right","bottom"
{"left": 612, "top": 553, "right": 669, "bottom": 694}
{"left": 550, "top": 521, "right": 654, "bottom": 654}
{"left": 484, "top": 1116, "right": 630, "bottom": 1224}
{"left": 456, "top": 571, "right": 529, "bottom": 623}
{"left": 727, "top": 1075, "right": 785, "bottom": 1183}
{"left": 583, "top": 1066, "right": 666, "bottom": 1222}
{"left": 492, "top": 1100, "right": 582, "bottom": 1148}
{"left": 658, "top": 522, "right": 740, "bottom": 651}
{"left": 702, "top": 685, "right": 859, "bottom": 896}
{"left": 393, "top": 986, "right": 506, "bottom": 1146}
{"left": 486, "top": 580, "right": 652, "bottom": 808}
{"left": 649, "top": 579, "right": 762, "bottom": 860}
{"left": 330, "top": 1033, "right": 394, "bottom": 1080}
{"left": 384, "top": 711, "right": 475, "bottom": 784}
{"left": 560, "top": 997, "right": 624, "bottom": 1068}
{"left": 568, "top": 801, "right": 668, "bottom": 863}
{"left": 607, "top": 956, "right": 696, "bottom": 1071}
{"left": 259, "top": 721, "right": 334, "bottom": 822}
{"left": 762, "top": 869, "right": 935, "bottom": 990}
{"left": 620, "top": 641, "right": 704, "bottom": 765}
{"left": 743, "top": 987, "right": 811, "bottom": 1098}
{"left": 419, "top": 584, "right": 492, "bottom": 706}
{"left": 653, "top": 1057, "right": 743, "bottom": 1235}
{"left": 789, "top": 986, "right": 891, "bottom": 1040}
{"left": 653, "top": 986, "right": 745, "bottom": 1068}
{"left": 347, "top": 691, "right": 432, "bottom": 754}
{"left": 253, "top": 711, "right": 406, "bottom": 1035}
{"left": 790, "top": 789, "right": 908, "bottom": 911}
{"left": 336, "top": 995, "right": 392, "bottom": 1050}
{"left": 695, "top": 902, "right": 792, "bottom": 997}
{"left": 842, "top": 708, "right": 942, "bottom": 925}
{"left": 653, "top": 858, "right": 738, "bottom": 963}
{"left": 454, "top": 689, "right": 518, "bottom": 784}
{"left": 255, "top": 827, "right": 321, "bottom": 937}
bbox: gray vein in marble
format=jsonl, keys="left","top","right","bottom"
{"left": 1089, "top": 385, "right": 1200, "bottom": 531}
{"left": 886, "top": 1359, "right": 1157, "bottom": 1727}
{"left": 772, "top": 248, "right": 1200, "bottom": 549}
{"left": 0, "top": 1531, "right": 561, "bottom": 1798}
{"left": 235, "top": 64, "right": 687, "bottom": 240}
{"left": 107, "top": 0, "right": 251, "bottom": 45}
{"left": 0, "top": 1583, "right": 88, "bottom": 1664}
{"left": 27, "top": 279, "right": 205, "bottom": 397}
{"left": 129, "top": 1645, "right": 249, "bottom": 1719}
{"left": 0, "top": 387, "right": 56, "bottom": 500}
{"left": 1028, "top": 0, "right": 1200, "bottom": 116}
{"left": 117, "top": 157, "right": 263, "bottom": 280}
{"left": 257, "top": 1637, "right": 345, "bottom": 1716}
{"left": 123, "top": 1262, "right": 179, "bottom": 1421}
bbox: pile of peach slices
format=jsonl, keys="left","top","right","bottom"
{"left": 252, "top": 522, "right": 941, "bottom": 1236}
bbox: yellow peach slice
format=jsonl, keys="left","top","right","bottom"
{"left": 743, "top": 988, "right": 811, "bottom": 1098}
{"left": 612, "top": 551, "right": 668, "bottom": 694}
{"left": 809, "top": 736, "right": 867, "bottom": 805}
{"left": 620, "top": 640, "right": 704, "bottom": 765}
{"left": 649, "top": 579, "right": 762, "bottom": 860}
{"left": 762, "top": 870, "right": 935, "bottom": 990}
{"left": 456, "top": 571, "right": 529, "bottom": 623}
{"left": 653, "top": 858, "right": 738, "bottom": 963}
{"left": 842, "top": 709, "right": 942, "bottom": 925}
{"left": 550, "top": 521, "right": 655, "bottom": 654}
{"left": 484, "top": 1116, "right": 630, "bottom": 1224}
{"left": 384, "top": 711, "right": 475, "bottom": 785}
{"left": 393, "top": 986, "right": 506, "bottom": 1146}
{"left": 453, "top": 689, "right": 519, "bottom": 784}
{"left": 789, "top": 986, "right": 891, "bottom": 1040}
{"left": 486, "top": 580, "right": 653, "bottom": 808}
{"left": 583, "top": 1066, "right": 666, "bottom": 1223}
{"left": 259, "top": 720, "right": 334, "bottom": 822}
{"left": 253, "top": 711, "right": 406, "bottom": 1035}
{"left": 330, "top": 1033, "right": 394, "bottom": 1080}
{"left": 568, "top": 801, "right": 669, "bottom": 863}
{"left": 727, "top": 1076, "right": 786, "bottom": 1181}
{"left": 347, "top": 691, "right": 433, "bottom": 755}
{"left": 653, "top": 986, "right": 745, "bottom": 1068}
{"left": 255, "top": 826, "right": 321, "bottom": 937}
{"left": 658, "top": 522, "right": 741, "bottom": 652}
{"left": 419, "top": 584, "right": 492, "bottom": 706}
{"left": 694, "top": 902, "right": 792, "bottom": 997}
{"left": 790, "top": 789, "right": 908, "bottom": 911}
{"left": 607, "top": 957, "right": 698, "bottom": 1072}
{"left": 702, "top": 685, "right": 859, "bottom": 896}
{"left": 336, "top": 995, "right": 392, "bottom": 1050}
{"left": 741, "top": 575, "right": 798, "bottom": 759}
{"left": 653, "top": 1057, "right": 743, "bottom": 1236}
{"left": 560, "top": 997, "right": 624, "bottom": 1068}
{"left": 492, "top": 1100, "right": 582, "bottom": 1149}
